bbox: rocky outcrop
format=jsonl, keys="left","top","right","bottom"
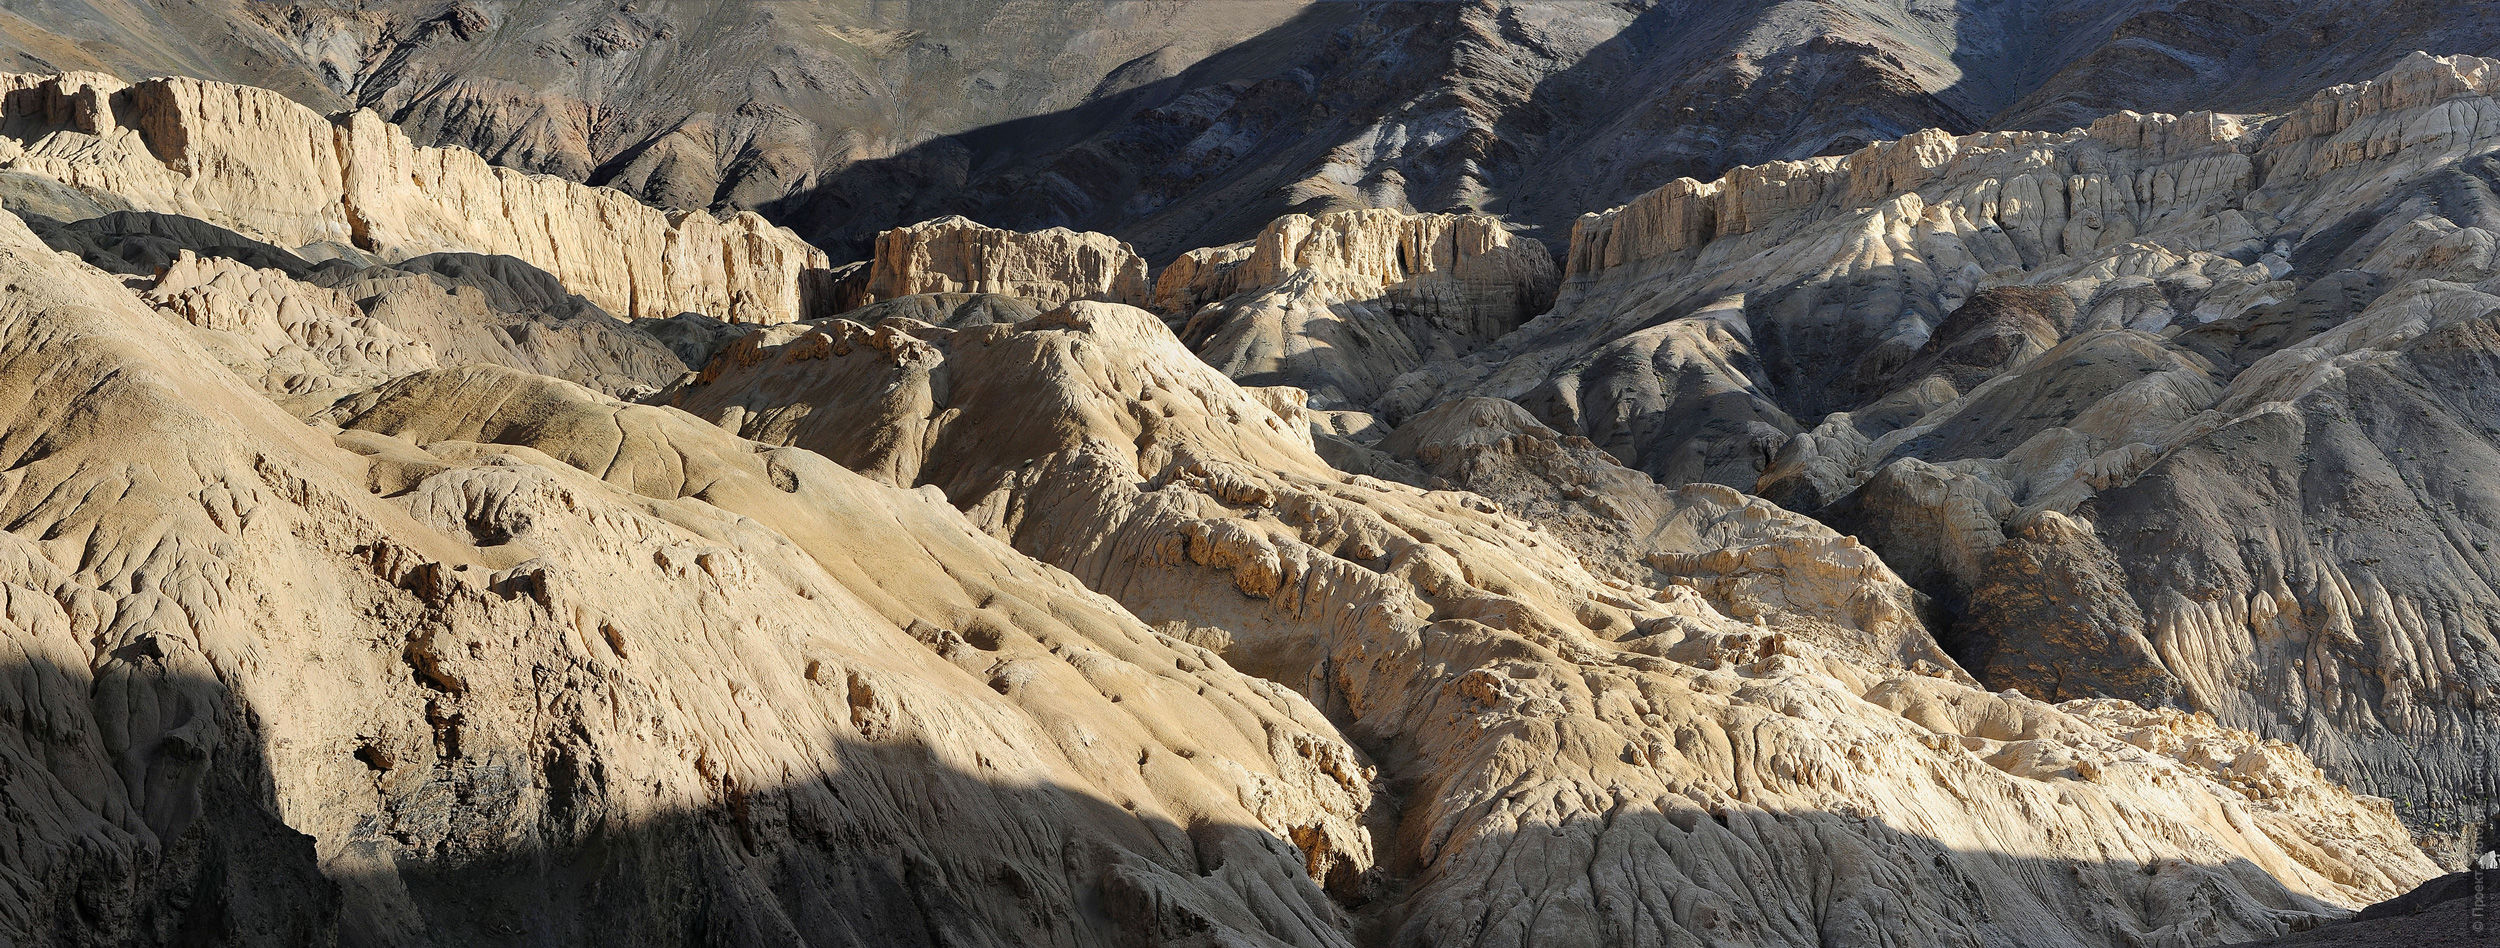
{"left": 0, "top": 71, "right": 829, "bottom": 323}
{"left": 662, "top": 300, "right": 2438, "bottom": 946}
{"left": 1952, "top": 510, "right": 2176, "bottom": 705}
{"left": 144, "top": 249, "right": 438, "bottom": 408}
{"left": 1154, "top": 210, "right": 1556, "bottom": 318}
{"left": 10, "top": 0, "right": 2490, "bottom": 269}
{"left": 1385, "top": 52, "right": 2500, "bottom": 861}
{"left": 0, "top": 206, "right": 1375, "bottom": 946}
{"left": 0, "top": 26, "right": 2483, "bottom": 948}
{"left": 1378, "top": 396, "right": 1953, "bottom": 677}
{"left": 1158, "top": 209, "right": 1556, "bottom": 408}
{"left": 851, "top": 216, "right": 1149, "bottom": 310}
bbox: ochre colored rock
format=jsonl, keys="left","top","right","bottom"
{"left": 0, "top": 207, "right": 1372, "bottom": 945}
{"left": 1159, "top": 208, "right": 1557, "bottom": 408}
{"left": 0, "top": 72, "right": 829, "bottom": 324}
{"left": 1382, "top": 53, "right": 2500, "bottom": 862}
{"left": 854, "top": 215, "right": 1150, "bottom": 310}
{"left": 665, "top": 298, "right": 2438, "bottom": 947}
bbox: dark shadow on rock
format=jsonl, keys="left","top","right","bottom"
{"left": 1488, "top": 1, "right": 1990, "bottom": 252}
{"left": 762, "top": 0, "right": 2007, "bottom": 267}
{"left": 830, "top": 293, "right": 1043, "bottom": 331}
{"left": 19, "top": 209, "right": 318, "bottom": 277}
{"left": 336, "top": 739, "right": 1351, "bottom": 948}
{"left": 2225, "top": 868, "right": 2498, "bottom": 947}
{"left": 14, "top": 209, "right": 709, "bottom": 393}
{"left": 751, "top": 0, "right": 2141, "bottom": 268}
{"left": 0, "top": 651, "right": 2411, "bottom": 947}
{"left": 375, "top": 252, "right": 616, "bottom": 321}
{"left": 0, "top": 655, "right": 338, "bottom": 946}
{"left": 761, "top": 2, "right": 1505, "bottom": 265}
{"left": 0, "top": 654, "right": 1364, "bottom": 947}
{"left": 1383, "top": 802, "right": 2387, "bottom": 948}
{"left": 0, "top": 168, "right": 134, "bottom": 223}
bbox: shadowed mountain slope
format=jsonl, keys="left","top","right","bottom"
{"left": 4, "top": 0, "right": 2493, "bottom": 258}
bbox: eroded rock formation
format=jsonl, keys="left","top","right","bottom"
{"left": 0, "top": 27, "right": 2482, "bottom": 948}
{"left": 0, "top": 206, "right": 1373, "bottom": 946}
{"left": 1383, "top": 51, "right": 2500, "bottom": 861}
{"left": 1378, "top": 396, "right": 1951, "bottom": 676}
{"left": 1159, "top": 209, "right": 1556, "bottom": 409}
{"left": 849, "top": 216, "right": 1150, "bottom": 310}
{"left": 662, "top": 299, "right": 2437, "bottom": 946}
{"left": 0, "top": 71, "right": 828, "bottom": 323}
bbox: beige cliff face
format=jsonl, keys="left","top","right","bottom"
{"left": 663, "top": 298, "right": 2437, "bottom": 946}
{"left": 1157, "top": 208, "right": 1557, "bottom": 409}
{"left": 851, "top": 215, "right": 1151, "bottom": 310}
{"left": 0, "top": 72, "right": 829, "bottom": 324}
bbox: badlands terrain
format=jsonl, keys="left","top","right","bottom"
{"left": 5, "top": 0, "right": 2499, "bottom": 259}
{"left": 0, "top": 3, "right": 2490, "bottom": 947}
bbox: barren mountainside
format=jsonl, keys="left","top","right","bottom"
{"left": 6, "top": 0, "right": 2498, "bottom": 259}
{"left": 1366, "top": 52, "right": 2500, "bottom": 868}
{"left": 0, "top": 5, "right": 2489, "bottom": 948}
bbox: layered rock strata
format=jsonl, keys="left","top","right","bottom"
{"left": 847, "top": 216, "right": 1151, "bottom": 311}
{"left": 0, "top": 71, "right": 829, "bottom": 323}
{"left": 1158, "top": 209, "right": 1556, "bottom": 409}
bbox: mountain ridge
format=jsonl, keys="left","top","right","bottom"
{"left": 0, "top": 13, "right": 2487, "bottom": 948}
{"left": 7, "top": 0, "right": 2495, "bottom": 262}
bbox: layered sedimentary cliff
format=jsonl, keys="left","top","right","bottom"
{"left": 848, "top": 215, "right": 1151, "bottom": 310}
{"left": 0, "top": 71, "right": 828, "bottom": 323}
{"left": 1158, "top": 209, "right": 1556, "bottom": 409}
